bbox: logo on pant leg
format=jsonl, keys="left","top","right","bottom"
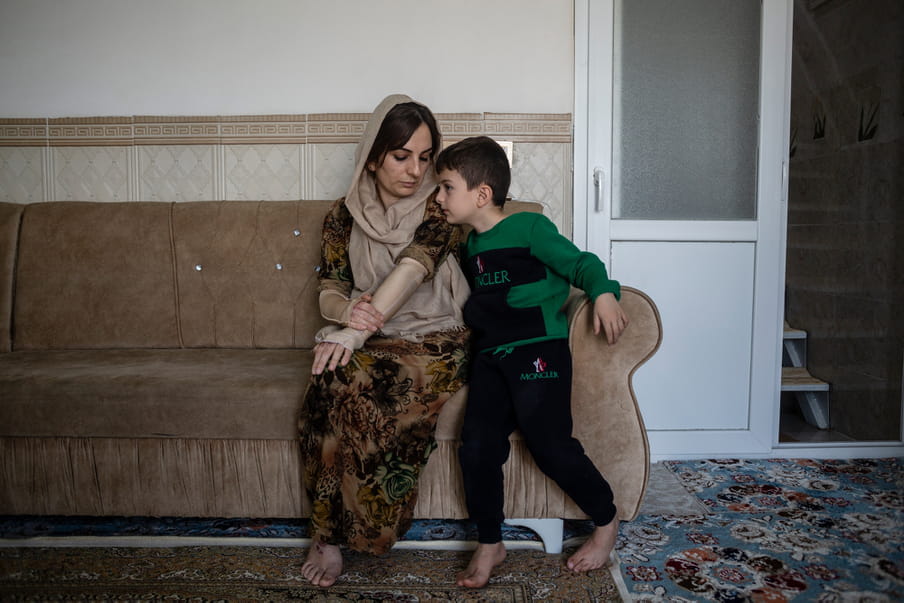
{"left": 521, "top": 356, "right": 559, "bottom": 381}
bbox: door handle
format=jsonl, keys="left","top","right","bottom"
{"left": 593, "top": 167, "right": 605, "bottom": 213}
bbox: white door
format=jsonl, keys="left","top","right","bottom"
{"left": 574, "top": 0, "right": 792, "bottom": 457}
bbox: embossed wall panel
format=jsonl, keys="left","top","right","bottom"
{"left": 138, "top": 145, "right": 216, "bottom": 202}
{"left": 309, "top": 143, "right": 356, "bottom": 200}
{"left": 0, "top": 147, "right": 44, "bottom": 203}
{"left": 52, "top": 147, "right": 130, "bottom": 202}
{"left": 509, "top": 142, "right": 572, "bottom": 234}
{"left": 224, "top": 144, "right": 302, "bottom": 201}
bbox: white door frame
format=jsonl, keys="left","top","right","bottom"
{"left": 573, "top": 0, "right": 791, "bottom": 459}
{"left": 575, "top": 0, "right": 904, "bottom": 460}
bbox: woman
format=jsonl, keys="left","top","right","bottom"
{"left": 299, "top": 94, "right": 470, "bottom": 587}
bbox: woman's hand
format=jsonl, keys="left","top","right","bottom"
{"left": 346, "top": 294, "right": 385, "bottom": 332}
{"left": 312, "top": 341, "right": 354, "bottom": 375}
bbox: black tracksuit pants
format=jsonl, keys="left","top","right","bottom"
{"left": 459, "top": 338, "right": 617, "bottom": 544}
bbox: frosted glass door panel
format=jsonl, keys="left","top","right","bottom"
{"left": 610, "top": 241, "right": 755, "bottom": 430}
{"left": 613, "top": 0, "right": 761, "bottom": 220}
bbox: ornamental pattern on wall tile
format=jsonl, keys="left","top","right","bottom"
{"left": 309, "top": 143, "right": 357, "bottom": 200}
{"left": 224, "top": 144, "right": 302, "bottom": 201}
{"left": 221, "top": 115, "right": 307, "bottom": 145}
{"left": 509, "top": 142, "right": 573, "bottom": 234}
{"left": 53, "top": 146, "right": 130, "bottom": 202}
{"left": 49, "top": 117, "right": 134, "bottom": 147}
{"left": 0, "top": 147, "right": 44, "bottom": 203}
{"left": 138, "top": 145, "right": 216, "bottom": 202}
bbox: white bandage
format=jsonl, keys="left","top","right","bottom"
{"left": 316, "top": 325, "right": 369, "bottom": 352}
{"left": 368, "top": 257, "right": 428, "bottom": 323}
{"left": 314, "top": 258, "right": 428, "bottom": 352}
{"left": 318, "top": 289, "right": 357, "bottom": 326}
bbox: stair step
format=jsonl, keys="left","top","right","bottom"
{"left": 783, "top": 321, "right": 807, "bottom": 340}
{"left": 781, "top": 367, "right": 829, "bottom": 392}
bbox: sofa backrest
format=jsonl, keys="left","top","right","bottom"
{"left": 8, "top": 199, "right": 544, "bottom": 351}
{"left": 0, "top": 203, "right": 24, "bottom": 353}
{"left": 13, "top": 202, "right": 181, "bottom": 350}
{"left": 172, "top": 201, "right": 328, "bottom": 348}
{"left": 11, "top": 200, "right": 331, "bottom": 350}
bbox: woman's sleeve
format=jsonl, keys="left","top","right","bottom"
{"left": 397, "top": 196, "right": 462, "bottom": 281}
{"left": 318, "top": 199, "right": 354, "bottom": 296}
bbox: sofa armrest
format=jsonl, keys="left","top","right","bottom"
{"left": 566, "top": 286, "right": 662, "bottom": 521}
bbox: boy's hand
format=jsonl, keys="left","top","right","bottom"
{"left": 593, "top": 292, "right": 629, "bottom": 345}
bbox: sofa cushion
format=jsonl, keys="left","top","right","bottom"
{"left": 172, "top": 201, "right": 329, "bottom": 348}
{"left": 0, "top": 349, "right": 311, "bottom": 439}
{"left": 0, "top": 203, "right": 23, "bottom": 353}
{"left": 13, "top": 202, "right": 180, "bottom": 350}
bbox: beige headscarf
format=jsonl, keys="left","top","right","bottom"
{"left": 343, "top": 94, "right": 470, "bottom": 340}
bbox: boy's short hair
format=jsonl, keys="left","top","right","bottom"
{"left": 436, "top": 136, "right": 511, "bottom": 206}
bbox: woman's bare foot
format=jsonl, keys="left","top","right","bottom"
{"left": 566, "top": 520, "right": 618, "bottom": 572}
{"left": 301, "top": 539, "right": 343, "bottom": 587}
{"left": 456, "top": 542, "right": 507, "bottom": 588}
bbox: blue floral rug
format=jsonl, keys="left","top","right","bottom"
{"left": 618, "top": 458, "right": 903, "bottom": 602}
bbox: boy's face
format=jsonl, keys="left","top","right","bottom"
{"left": 436, "top": 168, "right": 482, "bottom": 226}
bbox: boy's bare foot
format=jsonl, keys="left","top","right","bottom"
{"left": 456, "top": 542, "right": 506, "bottom": 588}
{"left": 566, "top": 520, "right": 618, "bottom": 572}
{"left": 302, "top": 540, "right": 343, "bottom": 587}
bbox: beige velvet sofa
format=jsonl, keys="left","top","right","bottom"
{"left": 0, "top": 199, "right": 661, "bottom": 552}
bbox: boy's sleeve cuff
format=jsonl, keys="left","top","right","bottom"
{"left": 589, "top": 280, "right": 621, "bottom": 302}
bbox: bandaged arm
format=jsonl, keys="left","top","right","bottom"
{"left": 316, "top": 257, "right": 428, "bottom": 351}
{"left": 318, "top": 288, "right": 358, "bottom": 326}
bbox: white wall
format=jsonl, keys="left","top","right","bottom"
{"left": 0, "top": 0, "right": 574, "bottom": 117}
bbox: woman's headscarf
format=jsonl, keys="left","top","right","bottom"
{"left": 342, "top": 94, "right": 469, "bottom": 340}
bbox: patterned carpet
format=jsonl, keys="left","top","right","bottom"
{"left": 1, "top": 459, "right": 902, "bottom": 601}
{"left": 0, "top": 545, "right": 621, "bottom": 601}
{"left": 620, "top": 458, "right": 903, "bottom": 602}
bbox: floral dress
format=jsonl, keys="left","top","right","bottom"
{"left": 298, "top": 195, "right": 470, "bottom": 555}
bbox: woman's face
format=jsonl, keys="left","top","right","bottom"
{"left": 368, "top": 122, "right": 433, "bottom": 208}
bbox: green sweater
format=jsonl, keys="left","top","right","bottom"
{"left": 461, "top": 211, "right": 620, "bottom": 353}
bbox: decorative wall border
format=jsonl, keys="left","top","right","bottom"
{"left": 0, "top": 112, "right": 572, "bottom": 146}
{"left": 48, "top": 116, "right": 135, "bottom": 147}
{"left": 0, "top": 119, "right": 48, "bottom": 147}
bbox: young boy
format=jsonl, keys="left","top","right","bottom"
{"left": 435, "top": 136, "right": 629, "bottom": 588}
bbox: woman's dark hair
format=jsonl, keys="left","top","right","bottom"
{"left": 366, "top": 102, "right": 441, "bottom": 167}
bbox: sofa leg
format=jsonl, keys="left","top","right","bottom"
{"left": 505, "top": 518, "right": 564, "bottom": 554}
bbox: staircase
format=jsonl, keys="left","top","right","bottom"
{"left": 781, "top": 322, "right": 830, "bottom": 429}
